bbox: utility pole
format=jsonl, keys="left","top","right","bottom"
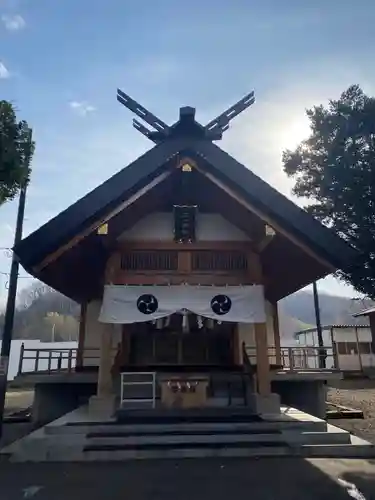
{"left": 312, "top": 280, "right": 325, "bottom": 369}
{"left": 0, "top": 129, "right": 32, "bottom": 440}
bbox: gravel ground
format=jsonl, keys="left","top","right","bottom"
{"left": 4, "top": 389, "right": 34, "bottom": 415}
{"left": 327, "top": 386, "right": 375, "bottom": 443}
{"left": 0, "top": 390, "right": 35, "bottom": 448}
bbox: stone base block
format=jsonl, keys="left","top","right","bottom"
{"left": 248, "top": 393, "right": 281, "bottom": 415}
{"left": 88, "top": 394, "right": 117, "bottom": 418}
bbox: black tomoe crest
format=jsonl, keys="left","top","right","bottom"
{"left": 137, "top": 294, "right": 158, "bottom": 314}
{"left": 210, "top": 294, "right": 232, "bottom": 315}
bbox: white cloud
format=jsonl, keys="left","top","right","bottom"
{"left": 0, "top": 61, "right": 9, "bottom": 78}
{"left": 69, "top": 101, "right": 96, "bottom": 116}
{"left": 1, "top": 14, "right": 25, "bottom": 31}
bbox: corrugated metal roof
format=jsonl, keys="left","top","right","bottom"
{"left": 294, "top": 324, "right": 370, "bottom": 338}
{"left": 353, "top": 306, "right": 375, "bottom": 317}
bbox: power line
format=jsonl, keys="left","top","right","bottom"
{"left": 0, "top": 271, "right": 33, "bottom": 279}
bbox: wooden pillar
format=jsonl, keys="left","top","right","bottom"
{"left": 272, "top": 302, "right": 282, "bottom": 366}
{"left": 233, "top": 325, "right": 240, "bottom": 365}
{"left": 255, "top": 322, "right": 271, "bottom": 395}
{"left": 369, "top": 313, "right": 375, "bottom": 354}
{"left": 97, "top": 324, "right": 114, "bottom": 397}
{"left": 252, "top": 252, "right": 271, "bottom": 396}
{"left": 76, "top": 302, "right": 87, "bottom": 369}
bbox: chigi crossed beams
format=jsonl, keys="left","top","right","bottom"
{"left": 116, "top": 88, "right": 255, "bottom": 143}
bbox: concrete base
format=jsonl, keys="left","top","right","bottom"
{"left": 272, "top": 380, "right": 326, "bottom": 419}
{"left": 88, "top": 395, "right": 117, "bottom": 418}
{"left": 248, "top": 393, "right": 281, "bottom": 415}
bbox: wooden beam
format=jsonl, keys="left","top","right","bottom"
{"left": 253, "top": 252, "right": 271, "bottom": 395}
{"left": 254, "top": 322, "right": 271, "bottom": 395}
{"left": 105, "top": 252, "right": 121, "bottom": 283}
{"left": 112, "top": 272, "right": 250, "bottom": 286}
{"left": 272, "top": 302, "right": 281, "bottom": 366}
{"left": 97, "top": 324, "right": 115, "bottom": 397}
{"left": 116, "top": 241, "right": 253, "bottom": 251}
{"left": 369, "top": 313, "right": 375, "bottom": 354}
{"left": 178, "top": 251, "right": 191, "bottom": 273}
{"left": 34, "top": 171, "right": 172, "bottom": 273}
{"left": 76, "top": 302, "right": 87, "bottom": 368}
{"left": 195, "top": 167, "right": 335, "bottom": 272}
{"left": 255, "top": 232, "right": 276, "bottom": 253}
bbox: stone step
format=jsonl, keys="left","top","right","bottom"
{"left": 83, "top": 439, "right": 289, "bottom": 453}
{"left": 115, "top": 407, "right": 261, "bottom": 424}
{"left": 45, "top": 419, "right": 327, "bottom": 435}
{"left": 86, "top": 427, "right": 281, "bottom": 438}
{"left": 47, "top": 445, "right": 292, "bottom": 462}
{"left": 295, "top": 439, "right": 375, "bottom": 458}
{"left": 85, "top": 433, "right": 286, "bottom": 448}
{"left": 85, "top": 428, "right": 350, "bottom": 448}
{"left": 4, "top": 415, "right": 373, "bottom": 462}
{"left": 283, "top": 425, "right": 351, "bottom": 445}
{"left": 81, "top": 440, "right": 375, "bottom": 461}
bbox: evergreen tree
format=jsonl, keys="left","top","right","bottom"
{"left": 283, "top": 85, "right": 375, "bottom": 297}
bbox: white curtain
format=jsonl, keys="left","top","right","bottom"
{"left": 99, "top": 285, "right": 266, "bottom": 324}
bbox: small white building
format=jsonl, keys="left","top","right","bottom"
{"left": 295, "top": 325, "right": 375, "bottom": 372}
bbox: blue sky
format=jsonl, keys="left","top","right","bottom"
{"left": 0, "top": 0, "right": 374, "bottom": 306}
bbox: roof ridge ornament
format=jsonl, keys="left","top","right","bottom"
{"left": 116, "top": 88, "right": 255, "bottom": 143}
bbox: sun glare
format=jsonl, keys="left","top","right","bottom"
{"left": 277, "top": 116, "right": 311, "bottom": 150}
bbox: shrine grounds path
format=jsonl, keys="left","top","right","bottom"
{"left": 1, "top": 458, "right": 375, "bottom": 500}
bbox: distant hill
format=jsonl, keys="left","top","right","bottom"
{"left": 0, "top": 283, "right": 79, "bottom": 342}
{"left": 278, "top": 290, "right": 372, "bottom": 342}
{"left": 280, "top": 290, "right": 371, "bottom": 327}
{"left": 278, "top": 310, "right": 314, "bottom": 344}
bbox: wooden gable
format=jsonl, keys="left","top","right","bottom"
{"left": 14, "top": 155, "right": 354, "bottom": 303}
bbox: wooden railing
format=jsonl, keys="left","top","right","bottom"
{"left": 17, "top": 344, "right": 340, "bottom": 376}
{"left": 17, "top": 344, "right": 81, "bottom": 375}
{"left": 244, "top": 345, "right": 339, "bottom": 372}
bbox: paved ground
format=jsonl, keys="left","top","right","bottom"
{"left": 0, "top": 458, "right": 375, "bottom": 500}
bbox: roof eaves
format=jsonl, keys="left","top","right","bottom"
{"left": 14, "top": 137, "right": 190, "bottom": 269}
{"left": 190, "top": 140, "right": 358, "bottom": 270}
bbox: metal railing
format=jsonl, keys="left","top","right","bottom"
{"left": 244, "top": 345, "right": 339, "bottom": 372}
{"left": 120, "top": 372, "right": 156, "bottom": 408}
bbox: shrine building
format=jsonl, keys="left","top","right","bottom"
{"left": 13, "top": 89, "right": 357, "bottom": 421}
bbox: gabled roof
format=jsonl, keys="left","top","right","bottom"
{"left": 15, "top": 137, "right": 187, "bottom": 270}
{"left": 15, "top": 137, "right": 357, "bottom": 274}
